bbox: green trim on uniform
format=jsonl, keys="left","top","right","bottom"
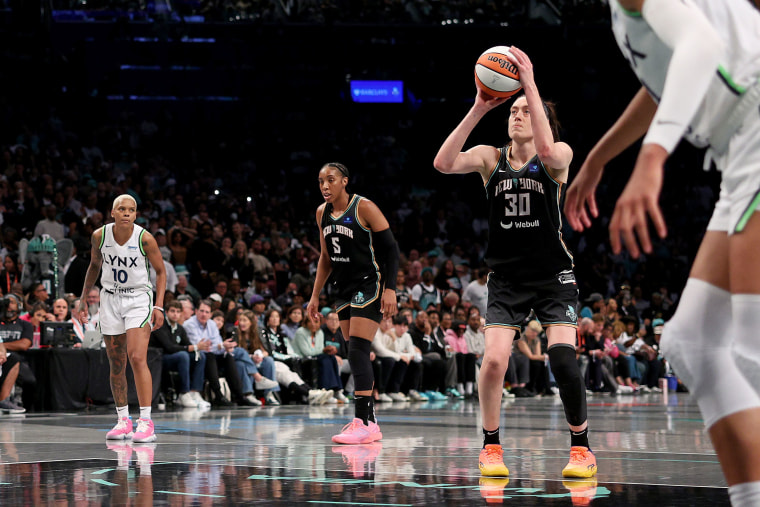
{"left": 98, "top": 226, "right": 107, "bottom": 249}
{"left": 735, "top": 188, "right": 760, "bottom": 233}
{"left": 335, "top": 301, "right": 351, "bottom": 313}
{"left": 616, "top": 0, "right": 641, "bottom": 17}
{"left": 138, "top": 229, "right": 147, "bottom": 256}
{"left": 140, "top": 292, "right": 153, "bottom": 328}
{"left": 483, "top": 323, "right": 522, "bottom": 331}
{"left": 356, "top": 197, "right": 371, "bottom": 233}
{"left": 329, "top": 194, "right": 359, "bottom": 222}
{"left": 718, "top": 66, "right": 747, "bottom": 95}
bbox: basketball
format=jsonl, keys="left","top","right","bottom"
{"left": 474, "top": 46, "right": 522, "bottom": 98}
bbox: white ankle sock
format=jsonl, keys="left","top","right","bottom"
{"left": 139, "top": 406, "right": 151, "bottom": 420}
{"left": 728, "top": 481, "right": 760, "bottom": 507}
{"left": 116, "top": 406, "right": 129, "bottom": 420}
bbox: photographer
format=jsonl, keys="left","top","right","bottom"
{"left": 0, "top": 294, "right": 36, "bottom": 411}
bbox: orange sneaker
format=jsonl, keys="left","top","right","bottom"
{"left": 562, "top": 478, "right": 598, "bottom": 506}
{"left": 479, "top": 477, "right": 510, "bottom": 504}
{"left": 562, "top": 446, "right": 597, "bottom": 478}
{"left": 478, "top": 444, "right": 510, "bottom": 477}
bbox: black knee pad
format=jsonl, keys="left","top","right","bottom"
{"left": 348, "top": 337, "right": 374, "bottom": 392}
{"left": 548, "top": 343, "right": 587, "bottom": 426}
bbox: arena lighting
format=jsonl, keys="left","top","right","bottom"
{"left": 349, "top": 80, "right": 404, "bottom": 104}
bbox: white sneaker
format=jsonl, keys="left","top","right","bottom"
{"left": 335, "top": 390, "right": 349, "bottom": 404}
{"left": 245, "top": 394, "right": 263, "bottom": 406}
{"left": 408, "top": 389, "right": 428, "bottom": 401}
{"left": 618, "top": 385, "right": 634, "bottom": 394}
{"left": 502, "top": 388, "right": 515, "bottom": 399}
{"left": 650, "top": 386, "right": 663, "bottom": 393}
{"left": 308, "top": 390, "right": 322, "bottom": 405}
{"left": 388, "top": 392, "right": 409, "bottom": 402}
{"left": 178, "top": 392, "right": 199, "bottom": 408}
{"left": 254, "top": 376, "right": 280, "bottom": 391}
{"left": 320, "top": 389, "right": 337, "bottom": 404}
{"left": 190, "top": 391, "right": 212, "bottom": 408}
{"left": 377, "top": 393, "right": 393, "bottom": 402}
{"left": 265, "top": 392, "right": 281, "bottom": 406}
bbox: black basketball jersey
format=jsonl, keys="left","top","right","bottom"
{"left": 321, "top": 194, "right": 380, "bottom": 289}
{"left": 484, "top": 146, "right": 574, "bottom": 279}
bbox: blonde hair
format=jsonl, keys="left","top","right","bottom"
{"left": 112, "top": 194, "right": 137, "bottom": 210}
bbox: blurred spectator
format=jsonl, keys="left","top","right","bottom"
{"left": 461, "top": 268, "right": 488, "bottom": 316}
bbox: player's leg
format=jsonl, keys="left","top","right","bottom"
{"left": 104, "top": 332, "right": 133, "bottom": 439}
{"left": 478, "top": 326, "right": 516, "bottom": 477}
{"left": 332, "top": 304, "right": 383, "bottom": 445}
{"left": 660, "top": 214, "right": 760, "bottom": 495}
{"left": 546, "top": 325, "right": 595, "bottom": 477}
{"left": 127, "top": 324, "right": 156, "bottom": 442}
{"left": 718, "top": 209, "right": 760, "bottom": 501}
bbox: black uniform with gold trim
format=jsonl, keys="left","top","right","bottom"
{"left": 483, "top": 146, "right": 579, "bottom": 331}
{"left": 321, "top": 194, "right": 383, "bottom": 322}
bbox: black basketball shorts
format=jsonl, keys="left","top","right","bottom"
{"left": 484, "top": 269, "right": 579, "bottom": 331}
{"left": 335, "top": 277, "right": 383, "bottom": 323}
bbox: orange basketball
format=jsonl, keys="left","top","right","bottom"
{"left": 474, "top": 46, "right": 522, "bottom": 98}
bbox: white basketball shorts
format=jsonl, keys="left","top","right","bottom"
{"left": 707, "top": 108, "right": 760, "bottom": 234}
{"left": 99, "top": 289, "right": 154, "bottom": 336}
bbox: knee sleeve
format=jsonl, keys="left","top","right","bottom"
{"left": 348, "top": 337, "right": 374, "bottom": 392}
{"left": 548, "top": 343, "right": 587, "bottom": 426}
{"left": 661, "top": 279, "right": 760, "bottom": 428}
{"left": 731, "top": 294, "right": 760, "bottom": 397}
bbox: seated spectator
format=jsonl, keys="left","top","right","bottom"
{"left": 0, "top": 295, "right": 36, "bottom": 410}
{"left": 395, "top": 269, "right": 414, "bottom": 312}
{"left": 280, "top": 305, "right": 303, "bottom": 340}
{"left": 411, "top": 267, "right": 440, "bottom": 313}
{"left": 434, "top": 259, "right": 462, "bottom": 295}
{"left": 608, "top": 321, "right": 640, "bottom": 390}
{"left": 461, "top": 268, "right": 488, "bottom": 317}
{"left": 149, "top": 301, "right": 211, "bottom": 409}
{"left": 371, "top": 317, "right": 407, "bottom": 402}
{"left": 21, "top": 301, "right": 48, "bottom": 349}
{"left": 408, "top": 311, "right": 449, "bottom": 400}
{"left": 444, "top": 320, "right": 477, "bottom": 398}
{"left": 579, "top": 293, "right": 605, "bottom": 320}
{"left": 231, "top": 310, "right": 281, "bottom": 405}
{"left": 291, "top": 313, "right": 344, "bottom": 398}
{"left": 0, "top": 342, "right": 25, "bottom": 413}
{"left": 258, "top": 308, "right": 327, "bottom": 404}
{"left": 0, "top": 254, "right": 21, "bottom": 296}
{"left": 516, "top": 320, "right": 551, "bottom": 396}
{"left": 25, "top": 283, "right": 49, "bottom": 310}
{"left": 376, "top": 315, "right": 426, "bottom": 401}
{"left": 183, "top": 298, "right": 258, "bottom": 407}
{"left": 321, "top": 311, "right": 350, "bottom": 402}
{"left": 616, "top": 317, "right": 660, "bottom": 391}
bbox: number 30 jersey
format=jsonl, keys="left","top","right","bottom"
{"left": 321, "top": 194, "right": 380, "bottom": 289}
{"left": 99, "top": 223, "right": 153, "bottom": 295}
{"left": 484, "top": 146, "right": 574, "bottom": 280}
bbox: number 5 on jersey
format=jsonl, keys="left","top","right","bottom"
{"left": 332, "top": 236, "right": 341, "bottom": 254}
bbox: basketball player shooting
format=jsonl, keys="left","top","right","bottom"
{"left": 434, "top": 46, "right": 595, "bottom": 479}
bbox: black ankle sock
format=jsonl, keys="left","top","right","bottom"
{"left": 483, "top": 428, "right": 500, "bottom": 447}
{"left": 570, "top": 428, "right": 590, "bottom": 449}
{"left": 355, "top": 395, "right": 372, "bottom": 425}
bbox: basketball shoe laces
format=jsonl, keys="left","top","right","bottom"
{"left": 482, "top": 445, "right": 503, "bottom": 464}
{"left": 135, "top": 419, "right": 151, "bottom": 435}
{"left": 113, "top": 418, "right": 129, "bottom": 431}
{"left": 340, "top": 419, "right": 364, "bottom": 434}
{"left": 569, "top": 447, "right": 592, "bottom": 465}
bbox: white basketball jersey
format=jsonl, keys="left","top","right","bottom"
{"left": 99, "top": 223, "right": 152, "bottom": 295}
{"left": 610, "top": 0, "right": 760, "bottom": 148}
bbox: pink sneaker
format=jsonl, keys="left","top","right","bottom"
{"left": 106, "top": 417, "right": 133, "bottom": 440}
{"left": 132, "top": 418, "right": 156, "bottom": 443}
{"left": 331, "top": 418, "right": 382, "bottom": 444}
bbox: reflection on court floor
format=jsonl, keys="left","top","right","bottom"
{"left": 0, "top": 393, "right": 729, "bottom": 505}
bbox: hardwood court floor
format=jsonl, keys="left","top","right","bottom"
{"left": 0, "top": 391, "right": 727, "bottom": 505}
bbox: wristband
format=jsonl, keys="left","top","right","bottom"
{"left": 153, "top": 306, "right": 164, "bottom": 313}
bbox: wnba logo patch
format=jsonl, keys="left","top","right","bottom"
{"left": 352, "top": 292, "right": 365, "bottom": 305}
